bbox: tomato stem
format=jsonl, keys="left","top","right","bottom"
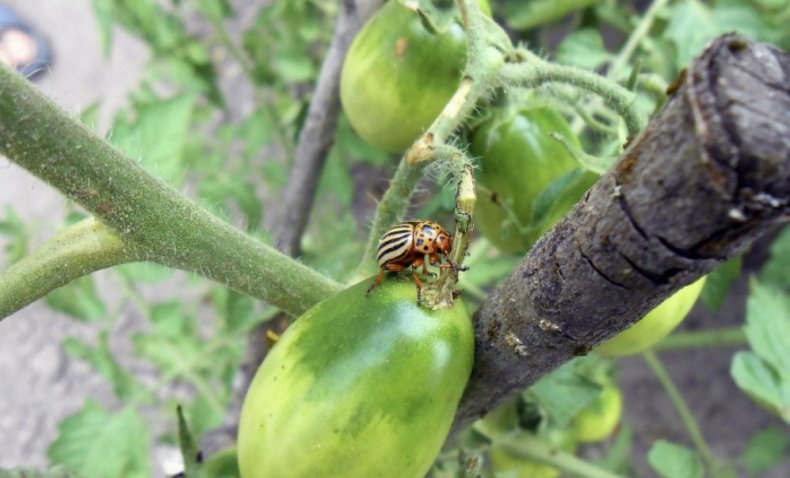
{"left": 652, "top": 327, "right": 747, "bottom": 351}
{"left": 0, "top": 64, "right": 342, "bottom": 318}
{"left": 497, "top": 53, "right": 646, "bottom": 138}
{"left": 357, "top": 0, "right": 504, "bottom": 275}
{"left": 0, "top": 218, "right": 138, "bottom": 319}
{"left": 641, "top": 350, "right": 736, "bottom": 477}
{"left": 496, "top": 432, "right": 625, "bottom": 478}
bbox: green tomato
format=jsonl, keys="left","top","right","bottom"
{"left": 595, "top": 276, "right": 707, "bottom": 357}
{"left": 570, "top": 386, "right": 623, "bottom": 444}
{"left": 237, "top": 278, "right": 474, "bottom": 478}
{"left": 470, "top": 106, "right": 599, "bottom": 253}
{"left": 340, "top": 0, "right": 490, "bottom": 153}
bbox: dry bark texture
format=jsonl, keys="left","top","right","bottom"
{"left": 454, "top": 34, "right": 790, "bottom": 430}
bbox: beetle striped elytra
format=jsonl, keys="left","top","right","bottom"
{"left": 367, "top": 220, "right": 464, "bottom": 300}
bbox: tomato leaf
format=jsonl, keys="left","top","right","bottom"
{"left": 0, "top": 207, "right": 28, "bottom": 265}
{"left": 647, "top": 440, "right": 704, "bottom": 478}
{"left": 530, "top": 169, "right": 587, "bottom": 228}
{"left": 700, "top": 256, "right": 742, "bottom": 312}
{"left": 555, "top": 29, "right": 611, "bottom": 70}
{"left": 45, "top": 276, "right": 106, "bottom": 322}
{"left": 63, "top": 331, "right": 152, "bottom": 403}
{"left": 528, "top": 358, "right": 603, "bottom": 427}
{"left": 760, "top": 225, "right": 790, "bottom": 289}
{"left": 664, "top": 0, "right": 777, "bottom": 70}
{"left": 730, "top": 281, "right": 790, "bottom": 423}
{"left": 48, "top": 401, "right": 151, "bottom": 478}
{"left": 110, "top": 95, "right": 196, "bottom": 186}
{"left": 741, "top": 426, "right": 790, "bottom": 476}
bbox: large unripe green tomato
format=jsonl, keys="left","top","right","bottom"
{"left": 570, "top": 385, "right": 623, "bottom": 443}
{"left": 340, "top": 0, "right": 490, "bottom": 153}
{"left": 237, "top": 278, "right": 474, "bottom": 478}
{"left": 470, "top": 106, "right": 599, "bottom": 253}
{"left": 595, "top": 276, "right": 707, "bottom": 356}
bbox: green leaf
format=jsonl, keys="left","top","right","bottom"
{"left": 318, "top": 150, "right": 355, "bottom": 207}
{"left": 664, "top": 0, "right": 719, "bottom": 69}
{"left": 700, "top": 256, "right": 742, "bottom": 312}
{"left": 528, "top": 358, "right": 603, "bottom": 427}
{"left": 730, "top": 281, "right": 790, "bottom": 422}
{"left": 45, "top": 276, "right": 106, "bottom": 322}
{"left": 664, "top": 0, "right": 777, "bottom": 70}
{"left": 90, "top": 0, "right": 115, "bottom": 56}
{"left": 555, "top": 29, "right": 611, "bottom": 70}
{"left": 0, "top": 207, "right": 28, "bottom": 265}
{"left": 760, "top": 224, "right": 790, "bottom": 289}
{"left": 63, "top": 331, "right": 151, "bottom": 402}
{"left": 48, "top": 401, "right": 151, "bottom": 478}
{"left": 110, "top": 95, "right": 196, "bottom": 185}
{"left": 530, "top": 168, "right": 585, "bottom": 227}
{"left": 647, "top": 440, "right": 704, "bottom": 478}
{"left": 741, "top": 426, "right": 790, "bottom": 476}
{"left": 0, "top": 467, "right": 83, "bottom": 478}
{"left": 192, "top": 0, "right": 232, "bottom": 21}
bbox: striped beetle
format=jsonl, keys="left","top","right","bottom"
{"left": 366, "top": 220, "right": 464, "bottom": 299}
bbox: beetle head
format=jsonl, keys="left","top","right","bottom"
{"left": 435, "top": 231, "right": 453, "bottom": 254}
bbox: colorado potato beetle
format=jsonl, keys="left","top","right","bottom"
{"left": 367, "top": 220, "right": 464, "bottom": 298}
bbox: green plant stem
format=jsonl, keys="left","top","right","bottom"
{"left": 607, "top": 0, "right": 671, "bottom": 79}
{"left": 653, "top": 327, "right": 747, "bottom": 352}
{"left": 0, "top": 218, "right": 137, "bottom": 320}
{"left": 498, "top": 52, "right": 645, "bottom": 138}
{"left": 498, "top": 433, "right": 625, "bottom": 478}
{"left": 357, "top": 0, "right": 503, "bottom": 274}
{"left": 0, "top": 64, "right": 341, "bottom": 317}
{"left": 641, "top": 350, "right": 721, "bottom": 474}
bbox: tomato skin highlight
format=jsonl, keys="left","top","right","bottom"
{"left": 470, "top": 106, "right": 599, "bottom": 253}
{"left": 237, "top": 278, "right": 474, "bottom": 478}
{"left": 595, "top": 276, "right": 706, "bottom": 356}
{"left": 570, "top": 385, "right": 623, "bottom": 443}
{"left": 340, "top": 1, "right": 489, "bottom": 153}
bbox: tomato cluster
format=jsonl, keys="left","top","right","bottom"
{"left": 236, "top": 1, "right": 710, "bottom": 476}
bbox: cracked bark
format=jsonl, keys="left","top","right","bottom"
{"left": 452, "top": 34, "right": 790, "bottom": 432}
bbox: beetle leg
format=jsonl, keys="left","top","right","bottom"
{"left": 366, "top": 263, "right": 407, "bottom": 296}
{"left": 441, "top": 252, "right": 469, "bottom": 273}
{"left": 366, "top": 269, "right": 386, "bottom": 296}
{"left": 412, "top": 269, "right": 424, "bottom": 304}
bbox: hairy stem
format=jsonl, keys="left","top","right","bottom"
{"left": 357, "top": 0, "right": 504, "bottom": 274}
{"left": 498, "top": 51, "right": 645, "bottom": 137}
{"left": 0, "top": 63, "right": 341, "bottom": 317}
{"left": 0, "top": 218, "right": 137, "bottom": 319}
